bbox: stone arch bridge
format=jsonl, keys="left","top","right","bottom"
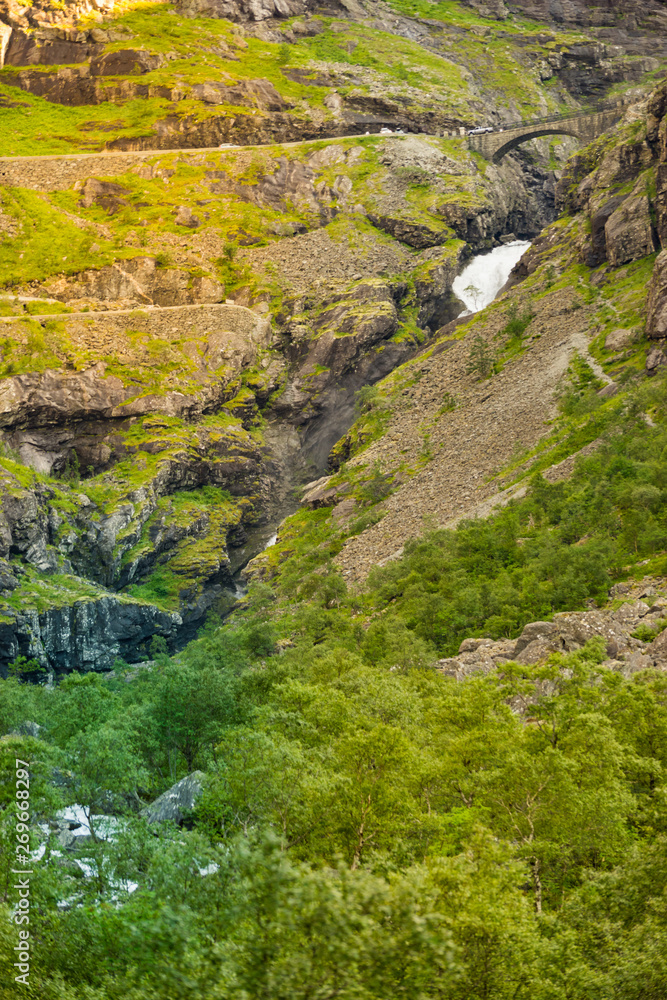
{"left": 468, "top": 100, "right": 630, "bottom": 163}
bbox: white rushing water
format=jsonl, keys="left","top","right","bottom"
{"left": 452, "top": 240, "right": 531, "bottom": 315}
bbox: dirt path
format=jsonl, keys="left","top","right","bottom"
{"left": 0, "top": 133, "right": 397, "bottom": 167}
{"left": 0, "top": 301, "right": 257, "bottom": 324}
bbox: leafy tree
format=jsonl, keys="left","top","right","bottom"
{"left": 0, "top": 735, "right": 63, "bottom": 905}
{"left": 46, "top": 672, "right": 120, "bottom": 745}
{"left": 220, "top": 835, "right": 460, "bottom": 1000}
{"left": 0, "top": 676, "right": 44, "bottom": 737}
{"left": 431, "top": 829, "right": 545, "bottom": 1000}
{"left": 150, "top": 660, "right": 242, "bottom": 774}
{"left": 328, "top": 723, "right": 419, "bottom": 868}
{"left": 66, "top": 722, "right": 147, "bottom": 846}
{"left": 200, "top": 726, "right": 330, "bottom": 845}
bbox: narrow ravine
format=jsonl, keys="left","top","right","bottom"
{"left": 228, "top": 237, "right": 535, "bottom": 596}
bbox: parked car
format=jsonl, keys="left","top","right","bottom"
{"left": 467, "top": 126, "right": 494, "bottom": 135}
{"left": 379, "top": 127, "right": 394, "bottom": 135}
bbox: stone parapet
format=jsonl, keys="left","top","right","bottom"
{"left": 0, "top": 146, "right": 235, "bottom": 191}
{"left": 469, "top": 104, "right": 628, "bottom": 162}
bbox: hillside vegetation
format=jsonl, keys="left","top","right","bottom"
{"left": 2, "top": 375, "right": 667, "bottom": 997}
{"left": 2, "top": 0, "right": 667, "bottom": 997}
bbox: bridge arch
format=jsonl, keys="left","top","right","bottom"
{"left": 468, "top": 103, "right": 628, "bottom": 163}
{"left": 491, "top": 126, "right": 583, "bottom": 164}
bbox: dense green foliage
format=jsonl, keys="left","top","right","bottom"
{"left": 2, "top": 367, "right": 667, "bottom": 997}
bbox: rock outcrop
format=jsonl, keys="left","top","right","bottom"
{"left": 0, "top": 302, "right": 281, "bottom": 668}
{"left": 506, "top": 0, "right": 667, "bottom": 32}
{"left": 142, "top": 771, "right": 205, "bottom": 825}
{"left": 538, "top": 83, "right": 667, "bottom": 371}
{"left": 46, "top": 257, "right": 224, "bottom": 308}
{"left": 176, "top": 0, "right": 333, "bottom": 21}
{"left": 0, "top": 304, "right": 272, "bottom": 471}
{"left": 0, "top": 595, "right": 182, "bottom": 676}
{"left": 603, "top": 194, "right": 657, "bottom": 267}
{"left": 437, "top": 579, "right": 667, "bottom": 681}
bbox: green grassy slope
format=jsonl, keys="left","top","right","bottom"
{"left": 0, "top": 0, "right": 651, "bottom": 155}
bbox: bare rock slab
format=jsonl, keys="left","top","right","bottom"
{"left": 142, "top": 771, "right": 205, "bottom": 825}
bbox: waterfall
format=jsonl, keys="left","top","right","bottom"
{"left": 452, "top": 241, "right": 531, "bottom": 315}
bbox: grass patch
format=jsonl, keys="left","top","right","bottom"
{"left": 0, "top": 188, "right": 127, "bottom": 288}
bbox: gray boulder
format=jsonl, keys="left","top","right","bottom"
{"left": 604, "top": 328, "right": 637, "bottom": 352}
{"left": 604, "top": 194, "right": 657, "bottom": 267}
{"left": 646, "top": 347, "right": 667, "bottom": 375}
{"left": 142, "top": 771, "right": 205, "bottom": 826}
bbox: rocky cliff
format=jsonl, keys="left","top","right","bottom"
{"left": 0, "top": 122, "right": 562, "bottom": 670}
{"left": 246, "top": 79, "right": 667, "bottom": 597}
{"left": 0, "top": 0, "right": 665, "bottom": 674}
{"left": 437, "top": 578, "right": 667, "bottom": 681}
{"left": 505, "top": 0, "right": 667, "bottom": 33}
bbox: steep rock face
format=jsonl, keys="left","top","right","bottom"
{"left": 0, "top": 252, "right": 469, "bottom": 658}
{"left": 0, "top": 595, "right": 182, "bottom": 676}
{"left": 604, "top": 194, "right": 657, "bottom": 267}
{"left": 436, "top": 158, "right": 556, "bottom": 251}
{"left": 496, "top": 2, "right": 667, "bottom": 101}
{"left": 0, "top": 447, "right": 261, "bottom": 577}
{"left": 272, "top": 278, "right": 415, "bottom": 462}
{"left": 0, "top": 304, "right": 272, "bottom": 469}
{"left": 506, "top": 0, "right": 667, "bottom": 31}
{"left": 0, "top": 443, "right": 261, "bottom": 662}
{"left": 552, "top": 91, "right": 666, "bottom": 274}
{"left": 0, "top": 304, "right": 279, "bottom": 657}
{"left": 413, "top": 252, "right": 464, "bottom": 331}
{"left": 514, "top": 136, "right": 666, "bottom": 346}
{"left": 646, "top": 250, "right": 667, "bottom": 340}
{"left": 104, "top": 106, "right": 454, "bottom": 154}
{"left": 542, "top": 83, "right": 667, "bottom": 370}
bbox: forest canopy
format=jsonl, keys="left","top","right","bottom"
{"left": 2, "top": 372, "right": 667, "bottom": 998}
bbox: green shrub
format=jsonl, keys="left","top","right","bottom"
{"left": 466, "top": 334, "right": 496, "bottom": 378}
{"left": 502, "top": 298, "right": 533, "bottom": 338}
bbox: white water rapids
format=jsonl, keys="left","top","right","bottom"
{"left": 452, "top": 240, "right": 531, "bottom": 315}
